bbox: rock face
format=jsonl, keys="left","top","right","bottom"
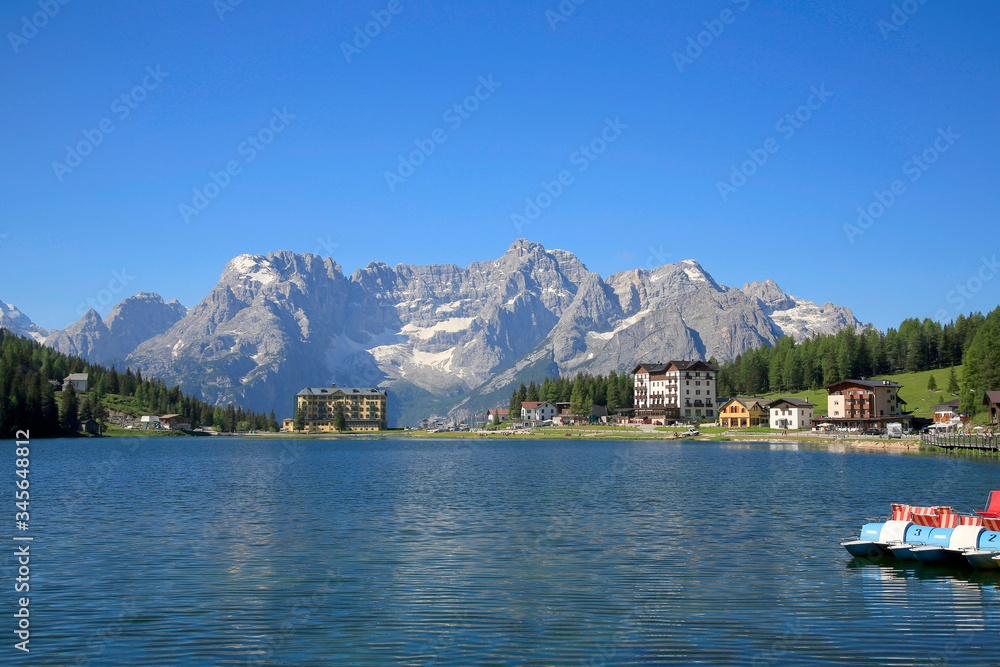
{"left": 44, "top": 293, "right": 187, "bottom": 365}
{"left": 109, "top": 241, "right": 863, "bottom": 426}
{"left": 0, "top": 301, "right": 48, "bottom": 342}
{"left": 741, "top": 279, "right": 865, "bottom": 341}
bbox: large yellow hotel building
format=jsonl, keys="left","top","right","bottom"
{"left": 283, "top": 385, "right": 388, "bottom": 432}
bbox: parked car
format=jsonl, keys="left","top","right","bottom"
{"left": 861, "top": 428, "right": 881, "bottom": 436}
{"left": 684, "top": 428, "right": 700, "bottom": 436}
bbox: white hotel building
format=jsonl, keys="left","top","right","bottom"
{"left": 632, "top": 360, "right": 719, "bottom": 424}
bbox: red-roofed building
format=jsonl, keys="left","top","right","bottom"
{"left": 520, "top": 401, "right": 556, "bottom": 424}
{"left": 487, "top": 408, "right": 509, "bottom": 424}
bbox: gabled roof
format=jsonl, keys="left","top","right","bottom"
{"left": 65, "top": 373, "right": 88, "bottom": 381}
{"left": 667, "top": 359, "right": 719, "bottom": 372}
{"left": 985, "top": 391, "right": 1000, "bottom": 405}
{"left": 933, "top": 398, "right": 962, "bottom": 411}
{"left": 721, "top": 397, "right": 771, "bottom": 411}
{"left": 632, "top": 363, "right": 669, "bottom": 374}
{"left": 521, "top": 401, "right": 553, "bottom": 409}
{"left": 633, "top": 360, "right": 718, "bottom": 374}
{"left": 770, "top": 397, "right": 816, "bottom": 409}
{"left": 823, "top": 379, "right": 902, "bottom": 391}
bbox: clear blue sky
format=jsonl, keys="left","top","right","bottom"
{"left": 2, "top": 0, "right": 998, "bottom": 332}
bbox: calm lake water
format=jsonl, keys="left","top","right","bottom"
{"left": 11, "top": 437, "right": 1000, "bottom": 665}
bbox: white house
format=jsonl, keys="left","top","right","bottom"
{"left": 520, "top": 401, "right": 556, "bottom": 424}
{"left": 769, "top": 398, "right": 816, "bottom": 430}
{"left": 63, "top": 373, "right": 88, "bottom": 392}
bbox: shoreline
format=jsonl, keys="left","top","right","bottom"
{"left": 91, "top": 427, "right": 927, "bottom": 451}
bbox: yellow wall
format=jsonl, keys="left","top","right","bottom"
{"left": 295, "top": 391, "right": 387, "bottom": 431}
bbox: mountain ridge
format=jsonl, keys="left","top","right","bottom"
{"left": 3, "top": 241, "right": 865, "bottom": 425}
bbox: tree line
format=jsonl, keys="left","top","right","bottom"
{"left": 0, "top": 329, "right": 276, "bottom": 438}
{"left": 507, "top": 370, "right": 634, "bottom": 420}
{"left": 715, "top": 309, "right": 1000, "bottom": 416}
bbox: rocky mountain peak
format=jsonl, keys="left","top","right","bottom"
{"left": 743, "top": 279, "right": 795, "bottom": 311}
{"left": 0, "top": 300, "right": 48, "bottom": 342}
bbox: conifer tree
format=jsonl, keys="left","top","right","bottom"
{"left": 948, "top": 366, "right": 959, "bottom": 394}
{"left": 60, "top": 383, "right": 79, "bottom": 433}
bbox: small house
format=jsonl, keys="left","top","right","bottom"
{"left": 520, "top": 401, "right": 556, "bottom": 424}
{"left": 159, "top": 414, "right": 191, "bottom": 431}
{"left": 486, "top": 408, "right": 509, "bottom": 424}
{"left": 985, "top": 392, "right": 1000, "bottom": 428}
{"left": 79, "top": 419, "right": 99, "bottom": 435}
{"left": 933, "top": 398, "right": 968, "bottom": 424}
{"left": 63, "top": 373, "right": 88, "bottom": 392}
{"left": 769, "top": 398, "right": 816, "bottom": 430}
{"left": 718, "top": 397, "right": 771, "bottom": 428}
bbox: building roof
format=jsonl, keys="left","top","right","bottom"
{"left": 591, "top": 405, "right": 609, "bottom": 417}
{"left": 632, "top": 360, "right": 718, "bottom": 374}
{"left": 488, "top": 408, "right": 509, "bottom": 415}
{"left": 933, "top": 398, "right": 962, "bottom": 411}
{"left": 985, "top": 391, "right": 1000, "bottom": 405}
{"left": 770, "top": 397, "right": 817, "bottom": 409}
{"left": 823, "top": 378, "right": 902, "bottom": 391}
{"left": 521, "top": 402, "right": 552, "bottom": 409}
{"left": 159, "top": 413, "right": 186, "bottom": 420}
{"left": 65, "top": 373, "right": 88, "bottom": 381}
{"left": 297, "top": 386, "right": 387, "bottom": 397}
{"left": 722, "top": 397, "right": 771, "bottom": 411}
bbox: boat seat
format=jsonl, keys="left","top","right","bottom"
{"left": 910, "top": 506, "right": 938, "bottom": 526}
{"left": 891, "top": 503, "right": 912, "bottom": 521}
{"left": 975, "top": 491, "right": 1000, "bottom": 518}
{"left": 982, "top": 517, "right": 1000, "bottom": 531}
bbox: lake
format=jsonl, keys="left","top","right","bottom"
{"left": 12, "top": 437, "right": 1000, "bottom": 665}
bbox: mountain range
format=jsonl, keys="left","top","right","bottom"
{"left": 2, "top": 240, "right": 864, "bottom": 425}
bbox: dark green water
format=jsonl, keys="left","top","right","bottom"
{"left": 10, "top": 437, "right": 1000, "bottom": 665}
